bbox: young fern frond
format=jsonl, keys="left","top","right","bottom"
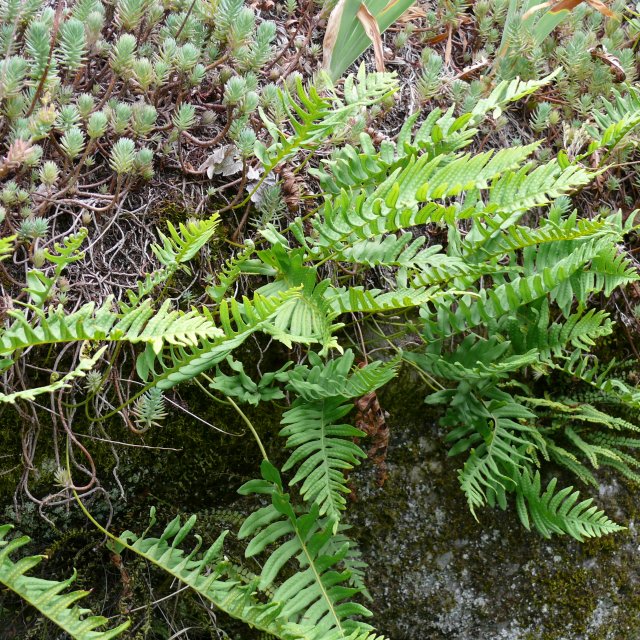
{"left": 151, "top": 215, "right": 220, "bottom": 273}
{"left": 0, "top": 347, "right": 105, "bottom": 404}
{"left": 0, "top": 235, "right": 15, "bottom": 261}
{"left": 255, "top": 68, "right": 395, "bottom": 173}
{"left": 0, "top": 525, "right": 130, "bottom": 640}
{"left": 585, "top": 85, "right": 640, "bottom": 157}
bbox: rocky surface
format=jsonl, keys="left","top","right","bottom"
{"left": 348, "top": 390, "right": 640, "bottom": 640}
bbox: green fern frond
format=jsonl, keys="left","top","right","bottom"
{"left": 569, "top": 244, "right": 639, "bottom": 298}
{"left": 255, "top": 69, "right": 395, "bottom": 173}
{"left": 470, "top": 74, "right": 560, "bottom": 124}
{"left": 207, "top": 244, "right": 269, "bottom": 304}
{"left": 0, "top": 298, "right": 220, "bottom": 357}
{"left": 407, "top": 336, "right": 539, "bottom": 383}
{"left": 486, "top": 161, "right": 592, "bottom": 212}
{"left": 238, "top": 460, "right": 376, "bottom": 639}
{"left": 121, "top": 269, "right": 170, "bottom": 310}
{"left": 456, "top": 401, "right": 540, "bottom": 515}
{"left": 284, "top": 350, "right": 397, "bottom": 401}
{"left": 0, "top": 235, "right": 15, "bottom": 261}
{"left": 280, "top": 353, "right": 396, "bottom": 523}
{"left": 464, "top": 215, "right": 609, "bottom": 261}
{"left": 328, "top": 529, "right": 371, "bottom": 601}
{"left": 0, "top": 347, "right": 105, "bottom": 404}
{"left": 280, "top": 397, "right": 366, "bottom": 524}
{"left": 333, "top": 233, "right": 437, "bottom": 269}
{"left": 136, "top": 290, "right": 304, "bottom": 388}
{"left": 312, "top": 76, "right": 557, "bottom": 196}
{"left": 423, "top": 236, "right": 612, "bottom": 340}
{"left": 0, "top": 524, "right": 130, "bottom": 639}
{"left": 505, "top": 304, "right": 614, "bottom": 359}
{"left": 151, "top": 215, "right": 220, "bottom": 272}
{"left": 254, "top": 245, "right": 343, "bottom": 354}
{"left": 111, "top": 510, "right": 313, "bottom": 640}
{"left": 513, "top": 470, "right": 624, "bottom": 541}
{"left": 415, "top": 144, "right": 541, "bottom": 200}
{"left": 326, "top": 285, "right": 437, "bottom": 316}
{"left": 313, "top": 194, "right": 455, "bottom": 251}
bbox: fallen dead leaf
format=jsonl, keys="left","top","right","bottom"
{"left": 198, "top": 145, "right": 242, "bottom": 178}
{"left": 396, "top": 4, "right": 427, "bottom": 22}
{"left": 590, "top": 45, "right": 626, "bottom": 82}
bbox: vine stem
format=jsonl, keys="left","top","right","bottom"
{"left": 67, "top": 441, "right": 118, "bottom": 543}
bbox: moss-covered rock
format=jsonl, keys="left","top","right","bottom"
{"left": 346, "top": 376, "right": 640, "bottom": 640}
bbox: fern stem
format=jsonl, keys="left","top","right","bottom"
{"left": 197, "top": 374, "right": 270, "bottom": 461}
{"left": 225, "top": 395, "right": 269, "bottom": 461}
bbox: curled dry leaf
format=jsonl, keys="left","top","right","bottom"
{"left": 590, "top": 45, "right": 626, "bottom": 82}
{"left": 354, "top": 390, "right": 390, "bottom": 486}
{"left": 356, "top": 3, "right": 385, "bottom": 73}
{"left": 395, "top": 4, "right": 427, "bottom": 23}
{"left": 321, "top": 0, "right": 347, "bottom": 74}
{"left": 523, "top": 0, "right": 614, "bottom": 20}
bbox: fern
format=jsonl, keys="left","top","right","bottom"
{"left": 469, "top": 74, "right": 560, "bottom": 124}
{"left": 151, "top": 214, "right": 220, "bottom": 273}
{"left": 422, "top": 235, "right": 615, "bottom": 340}
{"left": 280, "top": 352, "right": 397, "bottom": 525}
{"left": 135, "top": 290, "right": 305, "bottom": 388}
{"left": 0, "top": 524, "right": 130, "bottom": 639}
{"left": 110, "top": 509, "right": 314, "bottom": 640}
{"left": 585, "top": 85, "right": 640, "bottom": 156}
{"left": 0, "top": 347, "right": 105, "bottom": 404}
{"left": 452, "top": 394, "right": 541, "bottom": 515}
{"left": 0, "top": 298, "right": 221, "bottom": 356}
{"left": 513, "top": 470, "right": 625, "bottom": 541}
{"left": 255, "top": 67, "right": 395, "bottom": 174}
{"left": 0, "top": 235, "right": 15, "bottom": 260}
{"left": 255, "top": 245, "right": 342, "bottom": 355}
{"left": 238, "top": 460, "right": 380, "bottom": 639}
